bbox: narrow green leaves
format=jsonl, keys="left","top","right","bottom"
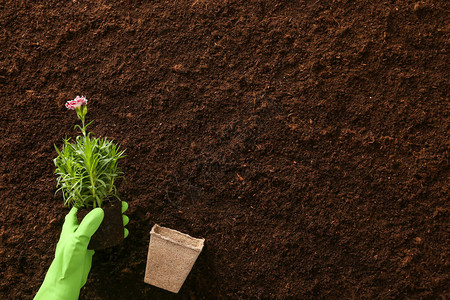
{"left": 54, "top": 134, "right": 125, "bottom": 209}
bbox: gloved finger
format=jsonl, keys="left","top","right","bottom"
{"left": 76, "top": 208, "right": 104, "bottom": 238}
{"left": 61, "top": 207, "right": 79, "bottom": 238}
{"left": 121, "top": 201, "right": 128, "bottom": 213}
{"left": 121, "top": 202, "right": 129, "bottom": 239}
{"left": 122, "top": 215, "right": 129, "bottom": 226}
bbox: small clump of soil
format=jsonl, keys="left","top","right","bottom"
{"left": 77, "top": 198, "right": 124, "bottom": 250}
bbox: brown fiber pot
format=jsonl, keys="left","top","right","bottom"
{"left": 144, "top": 224, "right": 205, "bottom": 293}
{"left": 76, "top": 198, "right": 124, "bottom": 250}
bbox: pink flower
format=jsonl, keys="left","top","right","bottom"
{"left": 65, "top": 96, "right": 88, "bottom": 110}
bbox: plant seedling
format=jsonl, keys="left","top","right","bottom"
{"left": 54, "top": 96, "right": 126, "bottom": 209}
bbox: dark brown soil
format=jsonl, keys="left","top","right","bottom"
{"left": 77, "top": 198, "right": 124, "bottom": 250}
{"left": 1, "top": 0, "right": 449, "bottom": 299}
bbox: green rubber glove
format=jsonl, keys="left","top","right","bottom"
{"left": 35, "top": 202, "right": 129, "bottom": 300}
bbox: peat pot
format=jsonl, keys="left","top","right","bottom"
{"left": 144, "top": 224, "right": 205, "bottom": 293}
{"left": 77, "top": 198, "right": 124, "bottom": 250}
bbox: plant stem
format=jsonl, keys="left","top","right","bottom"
{"left": 76, "top": 106, "right": 87, "bottom": 136}
{"left": 82, "top": 119, "right": 86, "bottom": 136}
{"left": 85, "top": 136, "right": 98, "bottom": 207}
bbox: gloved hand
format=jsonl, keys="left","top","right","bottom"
{"left": 35, "top": 201, "right": 129, "bottom": 300}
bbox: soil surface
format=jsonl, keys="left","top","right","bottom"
{"left": 1, "top": 0, "right": 449, "bottom": 299}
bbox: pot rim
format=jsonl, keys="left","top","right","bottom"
{"left": 150, "top": 224, "right": 204, "bottom": 252}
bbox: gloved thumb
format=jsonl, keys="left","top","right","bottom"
{"left": 76, "top": 208, "right": 104, "bottom": 238}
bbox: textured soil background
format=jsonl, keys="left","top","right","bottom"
{"left": 1, "top": 0, "right": 449, "bottom": 299}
